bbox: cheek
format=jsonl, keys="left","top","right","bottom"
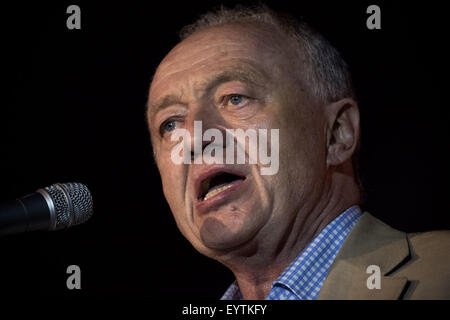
{"left": 279, "top": 129, "right": 325, "bottom": 180}
{"left": 274, "top": 111, "right": 327, "bottom": 197}
{"left": 159, "top": 161, "right": 186, "bottom": 210}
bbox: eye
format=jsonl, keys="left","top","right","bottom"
{"left": 223, "top": 94, "right": 250, "bottom": 108}
{"left": 160, "top": 119, "right": 177, "bottom": 135}
{"left": 229, "top": 94, "right": 244, "bottom": 105}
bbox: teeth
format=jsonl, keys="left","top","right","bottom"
{"left": 203, "top": 183, "right": 234, "bottom": 201}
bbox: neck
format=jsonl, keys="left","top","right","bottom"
{"left": 218, "top": 170, "right": 360, "bottom": 300}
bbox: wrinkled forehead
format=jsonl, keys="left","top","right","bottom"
{"left": 148, "top": 23, "right": 292, "bottom": 106}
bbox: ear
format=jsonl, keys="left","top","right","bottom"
{"left": 325, "top": 98, "right": 360, "bottom": 167}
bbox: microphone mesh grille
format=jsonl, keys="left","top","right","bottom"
{"left": 44, "top": 182, "right": 93, "bottom": 230}
{"left": 45, "top": 185, "right": 70, "bottom": 229}
{"left": 63, "top": 183, "right": 94, "bottom": 226}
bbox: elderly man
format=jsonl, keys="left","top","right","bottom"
{"left": 146, "top": 5, "right": 450, "bottom": 299}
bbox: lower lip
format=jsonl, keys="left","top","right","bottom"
{"left": 196, "top": 178, "right": 246, "bottom": 213}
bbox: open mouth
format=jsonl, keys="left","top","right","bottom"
{"left": 199, "top": 171, "right": 246, "bottom": 201}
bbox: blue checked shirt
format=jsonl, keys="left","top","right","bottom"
{"left": 221, "top": 205, "right": 362, "bottom": 300}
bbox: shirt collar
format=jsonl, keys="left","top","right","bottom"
{"left": 221, "top": 205, "right": 362, "bottom": 300}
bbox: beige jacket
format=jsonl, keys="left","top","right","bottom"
{"left": 318, "top": 213, "right": 450, "bottom": 299}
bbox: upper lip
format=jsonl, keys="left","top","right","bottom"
{"left": 193, "top": 166, "right": 247, "bottom": 201}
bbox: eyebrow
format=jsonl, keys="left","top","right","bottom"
{"left": 148, "top": 65, "right": 269, "bottom": 120}
{"left": 148, "top": 94, "right": 186, "bottom": 119}
{"left": 202, "top": 66, "right": 268, "bottom": 94}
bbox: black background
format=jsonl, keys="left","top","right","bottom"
{"left": 1, "top": 0, "right": 449, "bottom": 299}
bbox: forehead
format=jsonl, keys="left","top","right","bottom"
{"left": 148, "top": 23, "right": 290, "bottom": 111}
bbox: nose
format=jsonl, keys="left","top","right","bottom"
{"left": 184, "top": 106, "right": 227, "bottom": 162}
{"left": 190, "top": 135, "right": 210, "bottom": 162}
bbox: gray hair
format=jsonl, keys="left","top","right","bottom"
{"left": 179, "top": 4, "right": 355, "bottom": 104}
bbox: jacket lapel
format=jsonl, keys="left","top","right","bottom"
{"left": 318, "top": 212, "right": 410, "bottom": 299}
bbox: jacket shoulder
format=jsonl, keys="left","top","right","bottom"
{"left": 398, "top": 230, "right": 450, "bottom": 299}
{"left": 407, "top": 229, "right": 450, "bottom": 253}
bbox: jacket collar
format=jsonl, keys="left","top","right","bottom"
{"left": 318, "top": 212, "right": 410, "bottom": 299}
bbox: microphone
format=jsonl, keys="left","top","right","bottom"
{"left": 0, "top": 182, "right": 93, "bottom": 236}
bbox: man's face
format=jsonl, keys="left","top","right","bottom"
{"left": 147, "top": 23, "right": 328, "bottom": 259}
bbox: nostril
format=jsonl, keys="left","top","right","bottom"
{"left": 191, "top": 136, "right": 220, "bottom": 161}
{"left": 202, "top": 137, "right": 215, "bottom": 151}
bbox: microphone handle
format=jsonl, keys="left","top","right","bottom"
{"left": 0, "top": 193, "right": 51, "bottom": 235}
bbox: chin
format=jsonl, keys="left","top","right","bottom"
{"left": 198, "top": 215, "right": 258, "bottom": 251}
